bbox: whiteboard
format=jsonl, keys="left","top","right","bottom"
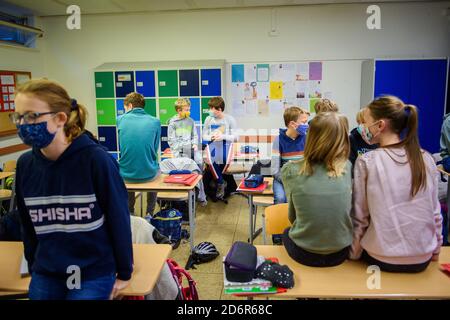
{"left": 225, "top": 60, "right": 364, "bottom": 132}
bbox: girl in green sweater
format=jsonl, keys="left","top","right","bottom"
{"left": 281, "top": 112, "right": 353, "bottom": 267}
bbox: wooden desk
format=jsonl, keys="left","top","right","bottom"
{"left": 126, "top": 174, "right": 202, "bottom": 251}
{"left": 0, "top": 242, "right": 171, "bottom": 298}
{"left": 238, "top": 177, "right": 274, "bottom": 244}
{"left": 254, "top": 245, "right": 450, "bottom": 299}
{"left": 0, "top": 172, "right": 15, "bottom": 180}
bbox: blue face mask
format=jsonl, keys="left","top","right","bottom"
{"left": 18, "top": 121, "right": 56, "bottom": 149}
{"left": 296, "top": 124, "right": 309, "bottom": 135}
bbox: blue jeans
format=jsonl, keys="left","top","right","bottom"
{"left": 273, "top": 178, "right": 287, "bottom": 204}
{"left": 29, "top": 272, "right": 116, "bottom": 300}
{"left": 443, "top": 157, "right": 450, "bottom": 173}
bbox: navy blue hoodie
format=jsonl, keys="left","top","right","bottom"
{"left": 16, "top": 133, "right": 133, "bottom": 281}
{"left": 349, "top": 127, "right": 378, "bottom": 167}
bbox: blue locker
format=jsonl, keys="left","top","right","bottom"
{"left": 161, "top": 126, "right": 169, "bottom": 151}
{"left": 201, "top": 69, "right": 221, "bottom": 96}
{"left": 115, "top": 71, "right": 135, "bottom": 98}
{"left": 116, "top": 99, "right": 125, "bottom": 117}
{"left": 410, "top": 60, "right": 448, "bottom": 153}
{"left": 98, "top": 126, "right": 118, "bottom": 151}
{"left": 189, "top": 98, "right": 201, "bottom": 123}
{"left": 374, "top": 60, "right": 411, "bottom": 101}
{"left": 374, "top": 59, "right": 448, "bottom": 153}
{"left": 136, "top": 70, "right": 155, "bottom": 97}
{"left": 179, "top": 69, "right": 199, "bottom": 97}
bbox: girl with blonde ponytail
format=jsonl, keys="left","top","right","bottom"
{"left": 350, "top": 95, "right": 442, "bottom": 273}
{"left": 12, "top": 79, "right": 133, "bottom": 300}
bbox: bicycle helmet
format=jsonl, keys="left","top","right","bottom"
{"left": 185, "top": 242, "right": 220, "bottom": 270}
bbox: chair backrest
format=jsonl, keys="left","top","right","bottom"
{"left": 3, "top": 160, "right": 17, "bottom": 172}
{"left": 264, "top": 203, "right": 291, "bottom": 235}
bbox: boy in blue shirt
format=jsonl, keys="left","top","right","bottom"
{"left": 271, "top": 106, "right": 309, "bottom": 204}
{"left": 117, "top": 92, "right": 161, "bottom": 216}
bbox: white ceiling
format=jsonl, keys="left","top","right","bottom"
{"left": 1, "top": 0, "right": 442, "bottom": 17}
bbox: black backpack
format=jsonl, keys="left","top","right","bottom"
{"left": 202, "top": 168, "right": 237, "bottom": 203}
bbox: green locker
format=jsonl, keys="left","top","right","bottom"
{"left": 201, "top": 97, "right": 211, "bottom": 123}
{"left": 144, "top": 98, "right": 157, "bottom": 117}
{"left": 96, "top": 99, "right": 116, "bottom": 125}
{"left": 157, "top": 70, "right": 178, "bottom": 97}
{"left": 94, "top": 72, "right": 115, "bottom": 98}
{"left": 158, "top": 98, "right": 178, "bottom": 125}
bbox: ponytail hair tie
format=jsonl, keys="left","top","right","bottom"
{"left": 71, "top": 99, "right": 78, "bottom": 111}
{"left": 404, "top": 105, "right": 411, "bottom": 117}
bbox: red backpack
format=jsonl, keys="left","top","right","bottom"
{"left": 166, "top": 258, "right": 199, "bottom": 300}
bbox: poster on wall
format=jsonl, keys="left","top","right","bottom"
{"left": 230, "top": 61, "right": 326, "bottom": 117}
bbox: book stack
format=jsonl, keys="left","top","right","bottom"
{"left": 223, "top": 260, "right": 280, "bottom": 296}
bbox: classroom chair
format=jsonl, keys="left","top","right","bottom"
{"left": 252, "top": 196, "right": 274, "bottom": 243}
{"left": 3, "top": 160, "right": 17, "bottom": 172}
{"left": 262, "top": 203, "right": 291, "bottom": 245}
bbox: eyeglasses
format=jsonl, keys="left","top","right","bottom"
{"left": 8, "top": 111, "right": 57, "bottom": 125}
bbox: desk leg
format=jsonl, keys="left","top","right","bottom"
{"left": 248, "top": 194, "right": 254, "bottom": 244}
{"left": 189, "top": 189, "right": 196, "bottom": 252}
{"left": 9, "top": 177, "right": 16, "bottom": 212}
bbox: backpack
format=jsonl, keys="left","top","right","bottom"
{"left": 202, "top": 168, "right": 237, "bottom": 202}
{"left": 146, "top": 208, "right": 182, "bottom": 247}
{"left": 167, "top": 258, "right": 199, "bottom": 300}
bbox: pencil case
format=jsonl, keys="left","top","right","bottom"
{"left": 224, "top": 241, "right": 257, "bottom": 282}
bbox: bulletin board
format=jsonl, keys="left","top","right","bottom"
{"left": 0, "top": 71, "right": 31, "bottom": 137}
{"left": 226, "top": 60, "right": 363, "bottom": 130}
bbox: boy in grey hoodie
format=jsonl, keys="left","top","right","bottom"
{"left": 167, "top": 98, "right": 200, "bottom": 164}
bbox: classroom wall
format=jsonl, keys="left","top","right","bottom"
{"left": 38, "top": 2, "right": 449, "bottom": 135}
{"left": 0, "top": 17, "right": 46, "bottom": 166}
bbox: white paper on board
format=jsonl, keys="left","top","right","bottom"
{"left": 10, "top": 103, "right": 14, "bottom": 110}
{"left": 270, "top": 64, "right": 283, "bottom": 81}
{"left": 116, "top": 82, "right": 123, "bottom": 87}
{"left": 257, "top": 67, "right": 269, "bottom": 82}
{"left": 9, "top": 94, "right": 14, "bottom": 100}
{"left": 99, "top": 137, "right": 106, "bottom": 142}
{"left": 296, "top": 63, "right": 309, "bottom": 81}
{"left": 296, "top": 81, "right": 309, "bottom": 99}
{"left": 160, "top": 109, "right": 167, "bottom": 114}
{"left": 308, "top": 80, "right": 322, "bottom": 98}
{"left": 98, "top": 110, "right": 105, "bottom": 115}
{"left": 256, "top": 82, "right": 270, "bottom": 100}
{"left": 3, "top": 95, "right": 9, "bottom": 101}
{"left": 296, "top": 98, "right": 309, "bottom": 110}
{"left": 137, "top": 82, "right": 144, "bottom": 87}
{"left": 232, "top": 82, "right": 245, "bottom": 101}
{"left": 96, "top": 83, "right": 103, "bottom": 88}
{"left": 159, "top": 81, "right": 166, "bottom": 87}
{"left": 202, "top": 80, "right": 209, "bottom": 85}
{"left": 0, "top": 75, "right": 14, "bottom": 85}
{"left": 4, "top": 103, "right": 9, "bottom": 110}
{"left": 245, "top": 64, "right": 257, "bottom": 83}
{"left": 232, "top": 100, "right": 245, "bottom": 117}
{"left": 180, "top": 81, "right": 187, "bottom": 86}
{"left": 269, "top": 100, "right": 284, "bottom": 115}
{"left": 8, "top": 86, "right": 14, "bottom": 93}
{"left": 2, "top": 87, "right": 7, "bottom": 93}
{"left": 245, "top": 99, "right": 258, "bottom": 116}
{"left": 281, "top": 63, "right": 296, "bottom": 82}
{"left": 283, "top": 81, "right": 296, "bottom": 99}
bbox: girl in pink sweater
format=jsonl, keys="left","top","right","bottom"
{"left": 350, "top": 96, "right": 442, "bottom": 273}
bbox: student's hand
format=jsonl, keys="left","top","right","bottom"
{"left": 432, "top": 253, "right": 440, "bottom": 261}
{"left": 213, "top": 133, "right": 223, "bottom": 141}
{"left": 193, "top": 144, "right": 198, "bottom": 151}
{"left": 110, "top": 279, "right": 130, "bottom": 300}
